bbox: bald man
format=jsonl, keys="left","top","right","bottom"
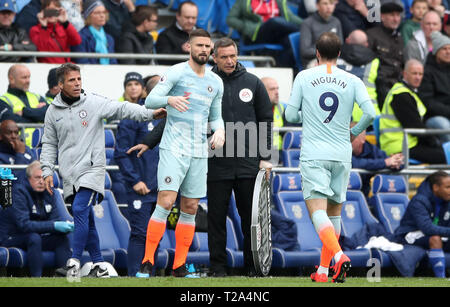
{"left": 380, "top": 59, "right": 446, "bottom": 164}
{"left": 0, "top": 119, "right": 36, "bottom": 180}
{"left": 0, "top": 64, "right": 49, "bottom": 146}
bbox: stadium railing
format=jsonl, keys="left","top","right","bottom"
{"left": 0, "top": 50, "right": 277, "bottom": 67}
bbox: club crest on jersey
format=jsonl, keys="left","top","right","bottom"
{"left": 239, "top": 88, "right": 253, "bottom": 103}
{"left": 165, "top": 176, "right": 172, "bottom": 184}
{"left": 79, "top": 110, "right": 87, "bottom": 119}
{"left": 160, "top": 75, "right": 166, "bottom": 83}
{"left": 207, "top": 85, "right": 213, "bottom": 93}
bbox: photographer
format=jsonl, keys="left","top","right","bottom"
{"left": 29, "top": 0, "right": 81, "bottom": 63}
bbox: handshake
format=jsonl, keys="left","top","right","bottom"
{"left": 54, "top": 221, "right": 74, "bottom": 233}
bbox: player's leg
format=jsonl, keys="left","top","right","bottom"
{"left": 207, "top": 179, "right": 233, "bottom": 276}
{"left": 428, "top": 235, "right": 446, "bottom": 277}
{"left": 170, "top": 156, "right": 208, "bottom": 277}
{"left": 171, "top": 196, "right": 199, "bottom": 276}
{"left": 138, "top": 149, "right": 186, "bottom": 277}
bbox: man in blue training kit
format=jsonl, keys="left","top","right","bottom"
{"left": 40, "top": 63, "right": 166, "bottom": 279}
{"left": 285, "top": 32, "right": 376, "bottom": 283}
{"left": 135, "top": 28, "right": 225, "bottom": 278}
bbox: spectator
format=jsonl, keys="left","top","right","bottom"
{"left": 29, "top": 0, "right": 82, "bottom": 63}
{"left": 143, "top": 74, "right": 160, "bottom": 94}
{"left": 443, "top": 11, "right": 449, "bottom": 35}
{"left": 13, "top": 0, "right": 41, "bottom": 34}
{"left": 300, "top": 0, "right": 343, "bottom": 68}
{"left": 405, "top": 10, "right": 442, "bottom": 64}
{"left": 337, "top": 30, "right": 380, "bottom": 121}
{"left": 0, "top": 64, "right": 49, "bottom": 146}
{"left": 418, "top": 31, "right": 450, "bottom": 144}
{"left": 0, "top": 119, "right": 36, "bottom": 180}
{"left": 400, "top": 0, "right": 429, "bottom": 45}
{"left": 113, "top": 72, "right": 161, "bottom": 277}
{"left": 366, "top": 2, "right": 404, "bottom": 110}
{"left": 428, "top": 0, "right": 446, "bottom": 17}
{"left": 14, "top": 0, "right": 33, "bottom": 14}
{"left": 261, "top": 77, "right": 286, "bottom": 158}
{"left": 380, "top": 59, "right": 446, "bottom": 164}
{"left": 71, "top": 0, "right": 117, "bottom": 65}
{"left": 333, "top": 0, "right": 371, "bottom": 38}
{"left": 0, "top": 160, "right": 73, "bottom": 277}
{"left": 394, "top": 171, "right": 450, "bottom": 278}
{"left": 102, "top": 0, "right": 134, "bottom": 46}
{"left": 0, "top": 0, "right": 37, "bottom": 62}
{"left": 60, "top": 0, "right": 84, "bottom": 31}
{"left": 45, "top": 67, "right": 60, "bottom": 102}
{"left": 226, "top": 0, "right": 302, "bottom": 67}
{"left": 351, "top": 122, "right": 404, "bottom": 197}
{"left": 156, "top": 1, "right": 197, "bottom": 65}
{"left": 117, "top": 5, "right": 158, "bottom": 65}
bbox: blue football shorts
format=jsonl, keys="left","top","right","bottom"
{"left": 299, "top": 159, "right": 351, "bottom": 204}
{"left": 157, "top": 148, "right": 207, "bottom": 199}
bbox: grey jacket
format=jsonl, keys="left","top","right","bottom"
{"left": 40, "top": 91, "right": 154, "bottom": 201}
{"left": 404, "top": 30, "right": 427, "bottom": 64}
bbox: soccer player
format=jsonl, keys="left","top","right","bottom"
{"left": 285, "top": 32, "right": 376, "bottom": 283}
{"left": 40, "top": 63, "right": 166, "bottom": 279}
{"left": 135, "top": 28, "right": 225, "bottom": 278}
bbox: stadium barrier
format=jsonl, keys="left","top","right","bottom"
{"left": 0, "top": 50, "right": 277, "bottom": 67}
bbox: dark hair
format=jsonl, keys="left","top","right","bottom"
{"left": 131, "top": 5, "right": 157, "bottom": 26}
{"left": 213, "top": 37, "right": 237, "bottom": 55}
{"left": 177, "top": 0, "right": 197, "bottom": 15}
{"left": 56, "top": 63, "right": 80, "bottom": 83}
{"left": 42, "top": 0, "right": 61, "bottom": 9}
{"left": 189, "top": 28, "right": 210, "bottom": 41}
{"left": 428, "top": 171, "right": 449, "bottom": 187}
{"left": 316, "top": 32, "right": 342, "bottom": 60}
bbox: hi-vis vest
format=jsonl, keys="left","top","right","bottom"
{"left": 379, "top": 82, "right": 427, "bottom": 156}
{"left": 0, "top": 92, "right": 42, "bottom": 147}
{"left": 351, "top": 58, "right": 381, "bottom": 122}
{"left": 273, "top": 103, "right": 285, "bottom": 150}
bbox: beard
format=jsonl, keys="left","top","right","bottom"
{"left": 192, "top": 53, "right": 208, "bottom": 65}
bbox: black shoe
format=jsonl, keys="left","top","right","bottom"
{"left": 54, "top": 258, "right": 80, "bottom": 278}
{"left": 136, "top": 261, "right": 153, "bottom": 278}
{"left": 172, "top": 264, "right": 200, "bottom": 278}
{"left": 87, "top": 263, "right": 110, "bottom": 278}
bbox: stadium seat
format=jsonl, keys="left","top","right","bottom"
{"left": 225, "top": 217, "right": 244, "bottom": 268}
{"left": 282, "top": 130, "right": 302, "bottom": 150}
{"left": 0, "top": 247, "right": 8, "bottom": 267}
{"left": 237, "top": 34, "right": 283, "bottom": 56}
{"left": 92, "top": 173, "right": 137, "bottom": 269}
{"left": 227, "top": 192, "right": 243, "bottom": 250}
{"left": 372, "top": 115, "right": 380, "bottom": 147}
{"left": 104, "top": 129, "right": 115, "bottom": 164}
{"left": 31, "top": 127, "right": 44, "bottom": 148}
{"left": 288, "top": 32, "right": 302, "bottom": 71}
{"left": 370, "top": 175, "right": 409, "bottom": 234}
{"left": 272, "top": 173, "right": 302, "bottom": 211}
{"left": 282, "top": 149, "right": 300, "bottom": 167}
{"left": 442, "top": 141, "right": 450, "bottom": 164}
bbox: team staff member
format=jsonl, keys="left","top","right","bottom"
{"left": 40, "top": 63, "right": 166, "bottom": 279}
{"left": 208, "top": 37, "right": 273, "bottom": 277}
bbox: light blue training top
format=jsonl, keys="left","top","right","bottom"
{"left": 145, "top": 61, "right": 224, "bottom": 158}
{"left": 285, "top": 64, "right": 376, "bottom": 163}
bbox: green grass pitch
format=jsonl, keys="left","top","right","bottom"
{"left": 0, "top": 276, "right": 449, "bottom": 287}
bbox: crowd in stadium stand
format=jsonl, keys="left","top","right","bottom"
{"left": 0, "top": 0, "right": 449, "bottom": 278}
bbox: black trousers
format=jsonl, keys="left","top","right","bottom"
{"left": 207, "top": 178, "right": 256, "bottom": 273}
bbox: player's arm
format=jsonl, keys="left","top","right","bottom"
{"left": 209, "top": 81, "right": 225, "bottom": 150}
{"left": 285, "top": 74, "right": 303, "bottom": 124}
{"left": 145, "top": 69, "right": 189, "bottom": 112}
{"left": 351, "top": 79, "right": 376, "bottom": 137}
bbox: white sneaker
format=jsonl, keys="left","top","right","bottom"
{"left": 87, "top": 262, "right": 111, "bottom": 278}
{"left": 66, "top": 258, "right": 81, "bottom": 282}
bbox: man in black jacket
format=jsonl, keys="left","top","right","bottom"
{"left": 418, "top": 31, "right": 450, "bottom": 144}
{"left": 0, "top": 0, "right": 37, "bottom": 62}
{"left": 207, "top": 37, "right": 273, "bottom": 277}
{"left": 117, "top": 5, "right": 157, "bottom": 65}
{"left": 155, "top": 1, "right": 197, "bottom": 65}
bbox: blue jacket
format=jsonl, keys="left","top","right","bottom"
{"left": 71, "top": 26, "right": 117, "bottom": 64}
{"left": 0, "top": 178, "right": 60, "bottom": 243}
{"left": 395, "top": 178, "right": 450, "bottom": 238}
{"left": 0, "top": 141, "right": 36, "bottom": 181}
{"left": 114, "top": 99, "right": 161, "bottom": 204}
